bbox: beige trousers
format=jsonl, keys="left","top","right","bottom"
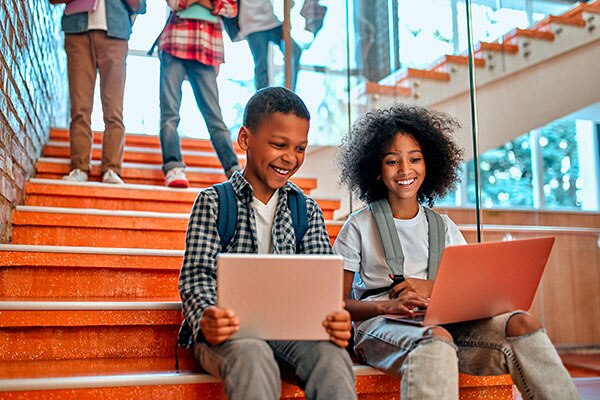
{"left": 64, "top": 31, "right": 128, "bottom": 175}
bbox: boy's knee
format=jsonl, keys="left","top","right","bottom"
{"left": 505, "top": 313, "right": 542, "bottom": 337}
{"left": 229, "top": 338, "right": 272, "bottom": 359}
{"left": 425, "top": 326, "right": 454, "bottom": 342}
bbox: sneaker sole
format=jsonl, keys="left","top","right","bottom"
{"left": 167, "top": 179, "right": 190, "bottom": 188}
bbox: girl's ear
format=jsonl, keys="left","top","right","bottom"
{"left": 237, "top": 126, "right": 250, "bottom": 150}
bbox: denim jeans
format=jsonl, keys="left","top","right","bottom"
{"left": 159, "top": 51, "right": 239, "bottom": 175}
{"left": 354, "top": 311, "right": 579, "bottom": 400}
{"left": 246, "top": 25, "right": 301, "bottom": 91}
{"left": 195, "top": 338, "right": 357, "bottom": 400}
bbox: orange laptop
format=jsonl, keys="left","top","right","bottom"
{"left": 384, "top": 237, "right": 555, "bottom": 326}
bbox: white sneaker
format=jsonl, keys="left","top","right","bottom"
{"left": 62, "top": 168, "right": 88, "bottom": 182}
{"left": 165, "top": 167, "right": 189, "bottom": 188}
{"left": 102, "top": 169, "right": 124, "bottom": 184}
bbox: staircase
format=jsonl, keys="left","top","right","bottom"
{"left": 358, "top": 1, "right": 600, "bottom": 157}
{"left": 0, "top": 128, "right": 518, "bottom": 399}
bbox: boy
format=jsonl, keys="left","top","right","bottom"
{"left": 179, "top": 87, "right": 357, "bottom": 400}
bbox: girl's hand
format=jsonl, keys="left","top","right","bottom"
{"left": 323, "top": 309, "right": 352, "bottom": 348}
{"left": 389, "top": 276, "right": 434, "bottom": 299}
{"left": 382, "top": 290, "right": 429, "bottom": 315}
{"left": 200, "top": 306, "right": 240, "bottom": 345}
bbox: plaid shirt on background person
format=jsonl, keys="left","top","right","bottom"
{"left": 178, "top": 171, "right": 334, "bottom": 345}
{"left": 159, "top": 0, "right": 237, "bottom": 67}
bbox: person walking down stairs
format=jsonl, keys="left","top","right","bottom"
{"left": 156, "top": 0, "right": 242, "bottom": 188}
{"left": 52, "top": 0, "right": 146, "bottom": 184}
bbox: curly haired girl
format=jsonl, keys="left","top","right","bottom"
{"left": 333, "top": 104, "right": 579, "bottom": 400}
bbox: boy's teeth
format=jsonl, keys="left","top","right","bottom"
{"left": 273, "top": 167, "right": 290, "bottom": 174}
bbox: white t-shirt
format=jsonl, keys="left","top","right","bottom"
{"left": 333, "top": 205, "right": 467, "bottom": 301}
{"left": 237, "top": 0, "right": 281, "bottom": 40}
{"left": 252, "top": 189, "right": 280, "bottom": 254}
{"left": 88, "top": 0, "right": 108, "bottom": 31}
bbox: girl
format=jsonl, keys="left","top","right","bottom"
{"left": 333, "top": 104, "right": 579, "bottom": 400}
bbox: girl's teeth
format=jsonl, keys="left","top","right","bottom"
{"left": 273, "top": 167, "right": 289, "bottom": 174}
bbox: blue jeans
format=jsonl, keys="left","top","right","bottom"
{"left": 246, "top": 25, "right": 301, "bottom": 91}
{"left": 195, "top": 338, "right": 357, "bottom": 400}
{"left": 354, "top": 311, "right": 579, "bottom": 400}
{"left": 159, "top": 51, "right": 239, "bottom": 175}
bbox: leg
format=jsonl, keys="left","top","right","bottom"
{"left": 506, "top": 313, "right": 580, "bottom": 400}
{"left": 185, "top": 61, "right": 240, "bottom": 174}
{"left": 268, "top": 340, "right": 357, "bottom": 400}
{"left": 447, "top": 311, "right": 579, "bottom": 400}
{"left": 274, "top": 25, "right": 302, "bottom": 91}
{"left": 64, "top": 32, "right": 96, "bottom": 173}
{"left": 195, "top": 338, "right": 281, "bottom": 400}
{"left": 246, "top": 29, "right": 271, "bottom": 90}
{"left": 354, "top": 317, "right": 458, "bottom": 400}
{"left": 158, "top": 51, "right": 187, "bottom": 175}
{"left": 94, "top": 31, "right": 128, "bottom": 176}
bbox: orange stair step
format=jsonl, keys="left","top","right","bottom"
{"left": 24, "top": 179, "right": 340, "bottom": 219}
{"left": 364, "top": 82, "right": 412, "bottom": 97}
{"left": 43, "top": 141, "right": 246, "bottom": 169}
{"left": 405, "top": 68, "right": 451, "bottom": 82}
{"left": 503, "top": 28, "right": 555, "bottom": 43}
{"left": 34, "top": 158, "right": 318, "bottom": 192}
{"left": 0, "top": 303, "right": 183, "bottom": 361}
{"left": 0, "top": 358, "right": 517, "bottom": 399}
{"left": 11, "top": 207, "right": 344, "bottom": 248}
{"left": 0, "top": 245, "right": 182, "bottom": 299}
{"left": 476, "top": 42, "right": 519, "bottom": 54}
{"left": 49, "top": 128, "right": 245, "bottom": 154}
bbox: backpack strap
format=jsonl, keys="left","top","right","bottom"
{"left": 423, "top": 207, "right": 445, "bottom": 280}
{"left": 214, "top": 181, "right": 237, "bottom": 251}
{"left": 360, "top": 200, "right": 446, "bottom": 300}
{"left": 369, "top": 199, "right": 405, "bottom": 276}
{"left": 214, "top": 182, "right": 308, "bottom": 251}
{"left": 287, "top": 188, "right": 309, "bottom": 250}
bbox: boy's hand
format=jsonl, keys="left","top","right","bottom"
{"left": 389, "top": 277, "right": 434, "bottom": 299}
{"left": 382, "top": 290, "right": 429, "bottom": 315}
{"left": 200, "top": 306, "right": 240, "bottom": 345}
{"left": 323, "top": 309, "right": 352, "bottom": 348}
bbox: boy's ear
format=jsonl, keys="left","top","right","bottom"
{"left": 238, "top": 126, "right": 250, "bottom": 151}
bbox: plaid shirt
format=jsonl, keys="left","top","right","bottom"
{"left": 179, "top": 171, "right": 333, "bottom": 344}
{"left": 159, "top": 0, "right": 237, "bottom": 66}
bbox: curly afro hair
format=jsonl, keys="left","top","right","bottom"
{"left": 338, "top": 104, "right": 464, "bottom": 207}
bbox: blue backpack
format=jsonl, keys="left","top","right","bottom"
{"left": 214, "top": 181, "right": 309, "bottom": 250}
{"left": 175, "top": 181, "right": 310, "bottom": 367}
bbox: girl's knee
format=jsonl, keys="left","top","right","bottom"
{"left": 505, "top": 313, "right": 543, "bottom": 337}
{"left": 425, "top": 326, "right": 454, "bottom": 342}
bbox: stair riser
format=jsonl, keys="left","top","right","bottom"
{"left": 34, "top": 172, "right": 221, "bottom": 189}
{"left": 49, "top": 128, "right": 244, "bottom": 154}
{"left": 0, "top": 267, "right": 178, "bottom": 298}
{"left": 11, "top": 227, "right": 188, "bottom": 249}
{"left": 0, "top": 325, "right": 180, "bottom": 361}
{"left": 25, "top": 196, "right": 197, "bottom": 215}
{"left": 24, "top": 195, "right": 336, "bottom": 220}
{"left": 43, "top": 146, "right": 228, "bottom": 169}
{"left": 34, "top": 164, "right": 317, "bottom": 193}
{"left": 11, "top": 226, "right": 340, "bottom": 248}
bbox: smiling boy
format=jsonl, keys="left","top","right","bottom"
{"left": 178, "top": 87, "right": 357, "bottom": 400}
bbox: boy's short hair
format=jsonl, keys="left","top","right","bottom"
{"left": 243, "top": 87, "right": 310, "bottom": 131}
